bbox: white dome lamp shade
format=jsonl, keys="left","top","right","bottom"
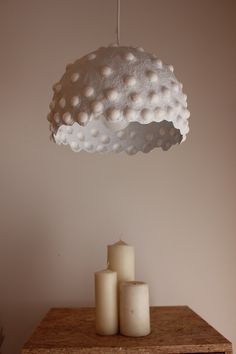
{"left": 47, "top": 1, "right": 190, "bottom": 155}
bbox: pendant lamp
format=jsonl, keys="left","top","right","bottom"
{"left": 47, "top": 0, "right": 190, "bottom": 154}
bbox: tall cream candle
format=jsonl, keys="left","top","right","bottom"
{"left": 95, "top": 269, "right": 118, "bottom": 335}
{"left": 107, "top": 240, "right": 135, "bottom": 283}
{"left": 120, "top": 281, "right": 151, "bottom": 337}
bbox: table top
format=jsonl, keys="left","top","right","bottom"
{"left": 22, "top": 306, "right": 232, "bottom": 354}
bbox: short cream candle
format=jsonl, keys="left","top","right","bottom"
{"left": 95, "top": 269, "right": 118, "bottom": 335}
{"left": 107, "top": 240, "right": 135, "bottom": 283}
{"left": 120, "top": 281, "right": 151, "bottom": 337}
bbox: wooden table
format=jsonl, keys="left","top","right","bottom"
{"left": 22, "top": 306, "right": 232, "bottom": 354}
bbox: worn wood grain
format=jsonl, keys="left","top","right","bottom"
{"left": 21, "top": 306, "right": 232, "bottom": 354}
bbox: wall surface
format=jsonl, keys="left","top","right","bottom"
{"left": 0, "top": 0, "right": 235, "bottom": 353}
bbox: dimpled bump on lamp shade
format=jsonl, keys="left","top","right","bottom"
{"left": 47, "top": 45, "right": 190, "bottom": 154}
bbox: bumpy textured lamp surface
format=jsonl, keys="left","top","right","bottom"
{"left": 47, "top": 45, "right": 190, "bottom": 154}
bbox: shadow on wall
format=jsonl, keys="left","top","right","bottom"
{"left": 0, "top": 214, "right": 54, "bottom": 354}
{"left": 0, "top": 327, "right": 4, "bottom": 353}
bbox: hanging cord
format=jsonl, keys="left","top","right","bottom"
{"left": 116, "top": 0, "right": 121, "bottom": 45}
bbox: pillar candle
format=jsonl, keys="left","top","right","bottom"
{"left": 95, "top": 269, "right": 118, "bottom": 335}
{"left": 107, "top": 240, "right": 135, "bottom": 283}
{"left": 120, "top": 281, "right": 151, "bottom": 337}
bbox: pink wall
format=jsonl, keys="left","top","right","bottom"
{"left": 0, "top": 0, "right": 235, "bottom": 353}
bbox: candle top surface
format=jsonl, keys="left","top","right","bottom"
{"left": 108, "top": 240, "right": 131, "bottom": 247}
{"left": 95, "top": 268, "right": 117, "bottom": 274}
{"left": 121, "top": 281, "right": 147, "bottom": 287}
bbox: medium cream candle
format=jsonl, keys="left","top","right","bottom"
{"left": 95, "top": 269, "right": 118, "bottom": 335}
{"left": 120, "top": 281, "right": 151, "bottom": 337}
{"left": 107, "top": 240, "right": 135, "bottom": 283}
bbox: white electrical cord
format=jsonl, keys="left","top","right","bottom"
{"left": 116, "top": 0, "right": 121, "bottom": 45}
